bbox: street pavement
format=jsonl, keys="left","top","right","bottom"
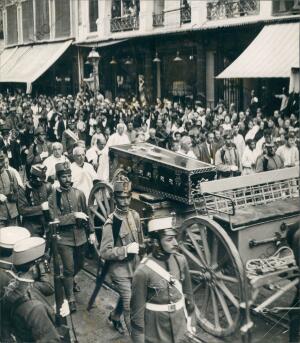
{"left": 70, "top": 267, "right": 291, "bottom": 343}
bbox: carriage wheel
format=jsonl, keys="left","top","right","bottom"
{"left": 88, "top": 182, "right": 114, "bottom": 257}
{"left": 179, "top": 216, "right": 245, "bottom": 337}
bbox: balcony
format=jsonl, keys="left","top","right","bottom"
{"left": 153, "top": 12, "right": 165, "bottom": 27}
{"left": 207, "top": 0, "right": 260, "bottom": 20}
{"left": 110, "top": 15, "right": 139, "bottom": 33}
{"left": 273, "top": 0, "right": 300, "bottom": 16}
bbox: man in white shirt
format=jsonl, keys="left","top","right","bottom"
{"left": 276, "top": 133, "right": 299, "bottom": 168}
{"left": 232, "top": 125, "right": 245, "bottom": 161}
{"left": 71, "top": 147, "right": 100, "bottom": 203}
{"left": 106, "top": 123, "right": 130, "bottom": 148}
{"left": 242, "top": 139, "right": 260, "bottom": 175}
{"left": 43, "top": 142, "right": 69, "bottom": 185}
{"left": 86, "top": 137, "right": 109, "bottom": 182}
{"left": 178, "top": 136, "right": 197, "bottom": 159}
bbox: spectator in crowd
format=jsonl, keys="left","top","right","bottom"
{"left": 178, "top": 136, "right": 197, "bottom": 159}
{"left": 276, "top": 133, "right": 299, "bottom": 168}
{"left": 242, "top": 139, "right": 260, "bottom": 175}
{"left": 126, "top": 121, "right": 137, "bottom": 143}
{"left": 147, "top": 128, "right": 159, "bottom": 146}
{"left": 256, "top": 142, "right": 284, "bottom": 172}
{"left": 232, "top": 124, "right": 246, "bottom": 160}
{"left": 106, "top": 123, "right": 130, "bottom": 147}
{"left": 215, "top": 133, "right": 241, "bottom": 178}
{"left": 43, "top": 142, "right": 69, "bottom": 185}
{"left": 199, "top": 132, "right": 217, "bottom": 165}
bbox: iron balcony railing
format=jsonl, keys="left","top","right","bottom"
{"left": 110, "top": 15, "right": 139, "bottom": 33}
{"left": 180, "top": 5, "right": 191, "bottom": 24}
{"left": 152, "top": 12, "right": 165, "bottom": 27}
{"left": 207, "top": 0, "right": 260, "bottom": 20}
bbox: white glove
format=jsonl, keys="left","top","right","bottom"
{"left": 89, "top": 233, "right": 96, "bottom": 244}
{"left": 41, "top": 202, "right": 49, "bottom": 210}
{"left": 40, "top": 151, "right": 49, "bottom": 159}
{"left": 0, "top": 194, "right": 7, "bottom": 203}
{"left": 187, "top": 316, "right": 196, "bottom": 334}
{"left": 126, "top": 242, "right": 139, "bottom": 254}
{"left": 74, "top": 212, "right": 89, "bottom": 221}
{"left": 230, "top": 165, "right": 238, "bottom": 172}
{"left": 60, "top": 299, "right": 70, "bottom": 317}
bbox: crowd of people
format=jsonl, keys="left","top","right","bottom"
{"left": 0, "top": 86, "right": 298, "bottom": 185}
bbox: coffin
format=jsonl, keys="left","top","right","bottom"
{"left": 109, "top": 143, "right": 216, "bottom": 204}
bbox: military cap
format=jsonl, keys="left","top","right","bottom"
{"left": 0, "top": 125, "right": 11, "bottom": 133}
{"left": 0, "top": 227, "right": 30, "bottom": 249}
{"left": 55, "top": 161, "right": 71, "bottom": 174}
{"left": 265, "top": 141, "right": 275, "bottom": 148}
{"left": 12, "top": 237, "right": 45, "bottom": 266}
{"left": 34, "top": 126, "right": 46, "bottom": 136}
{"left": 30, "top": 164, "right": 47, "bottom": 179}
{"left": 223, "top": 133, "right": 233, "bottom": 140}
{"left": 148, "top": 216, "right": 177, "bottom": 236}
{"left": 113, "top": 176, "right": 132, "bottom": 193}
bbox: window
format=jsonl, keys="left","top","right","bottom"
{"left": 153, "top": 0, "right": 164, "bottom": 26}
{"left": 89, "top": 0, "right": 98, "bottom": 32}
{"left": 7, "top": 5, "right": 18, "bottom": 45}
{"left": 55, "top": 0, "right": 70, "bottom": 38}
{"left": 35, "top": 0, "right": 50, "bottom": 41}
{"left": 22, "top": 0, "right": 34, "bottom": 42}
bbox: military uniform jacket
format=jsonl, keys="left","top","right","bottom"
{"left": 26, "top": 142, "right": 51, "bottom": 166}
{"left": 0, "top": 270, "right": 59, "bottom": 343}
{"left": 131, "top": 253, "right": 195, "bottom": 343}
{"left": 18, "top": 182, "right": 52, "bottom": 234}
{"left": 100, "top": 209, "right": 142, "bottom": 278}
{"left": 49, "top": 187, "right": 92, "bottom": 246}
{"left": 0, "top": 168, "right": 19, "bottom": 220}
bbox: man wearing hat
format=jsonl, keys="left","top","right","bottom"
{"left": 215, "top": 133, "right": 242, "bottom": 178}
{"left": 18, "top": 164, "right": 53, "bottom": 237}
{"left": 48, "top": 161, "right": 95, "bottom": 313}
{"left": 0, "top": 150, "right": 19, "bottom": 228}
{"left": 100, "top": 176, "right": 143, "bottom": 334}
{"left": 26, "top": 126, "right": 51, "bottom": 175}
{"left": 256, "top": 141, "right": 284, "bottom": 172}
{"left": 131, "top": 217, "right": 195, "bottom": 343}
{"left": 0, "top": 237, "right": 62, "bottom": 342}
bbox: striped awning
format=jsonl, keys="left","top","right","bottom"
{"left": 0, "top": 40, "right": 73, "bottom": 91}
{"left": 217, "top": 22, "right": 300, "bottom": 79}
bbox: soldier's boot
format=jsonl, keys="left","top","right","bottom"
{"left": 123, "top": 310, "right": 131, "bottom": 336}
{"left": 63, "top": 276, "right": 76, "bottom": 313}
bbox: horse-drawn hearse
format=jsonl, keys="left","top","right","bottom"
{"left": 88, "top": 143, "right": 300, "bottom": 339}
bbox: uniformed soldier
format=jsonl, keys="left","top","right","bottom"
{"left": 0, "top": 237, "right": 59, "bottom": 342}
{"left": 18, "top": 164, "right": 53, "bottom": 237}
{"left": 61, "top": 119, "right": 79, "bottom": 158}
{"left": 48, "top": 161, "right": 95, "bottom": 313}
{"left": 131, "top": 216, "right": 196, "bottom": 343}
{"left": 0, "top": 150, "right": 19, "bottom": 228}
{"left": 100, "top": 176, "right": 143, "bottom": 334}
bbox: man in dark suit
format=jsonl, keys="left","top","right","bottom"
{"left": 199, "top": 132, "right": 218, "bottom": 165}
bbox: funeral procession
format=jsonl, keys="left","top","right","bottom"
{"left": 0, "top": 0, "right": 299, "bottom": 342}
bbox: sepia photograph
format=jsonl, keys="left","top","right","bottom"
{"left": 0, "top": 0, "right": 299, "bottom": 342}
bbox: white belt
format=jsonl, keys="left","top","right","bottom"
{"left": 145, "top": 297, "right": 184, "bottom": 313}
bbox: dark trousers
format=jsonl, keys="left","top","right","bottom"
{"left": 0, "top": 218, "right": 17, "bottom": 228}
{"left": 58, "top": 243, "right": 86, "bottom": 302}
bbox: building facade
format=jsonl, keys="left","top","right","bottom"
{"left": 0, "top": 0, "right": 299, "bottom": 108}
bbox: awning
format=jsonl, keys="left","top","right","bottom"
{"left": 76, "top": 39, "right": 128, "bottom": 48}
{"left": 0, "top": 40, "right": 73, "bottom": 92}
{"left": 217, "top": 22, "right": 300, "bottom": 79}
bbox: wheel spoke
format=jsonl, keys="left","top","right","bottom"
{"left": 211, "top": 235, "right": 218, "bottom": 266}
{"left": 211, "top": 289, "right": 221, "bottom": 330}
{"left": 94, "top": 192, "right": 107, "bottom": 218}
{"left": 217, "top": 281, "right": 239, "bottom": 308}
{"left": 89, "top": 207, "right": 106, "bottom": 223}
{"left": 102, "top": 189, "right": 111, "bottom": 215}
{"left": 180, "top": 245, "right": 206, "bottom": 270}
{"left": 186, "top": 229, "right": 208, "bottom": 267}
{"left": 216, "top": 272, "right": 239, "bottom": 284}
{"left": 215, "top": 287, "right": 234, "bottom": 326}
{"left": 190, "top": 269, "right": 204, "bottom": 276}
{"left": 201, "top": 285, "right": 210, "bottom": 317}
{"left": 199, "top": 225, "right": 211, "bottom": 265}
